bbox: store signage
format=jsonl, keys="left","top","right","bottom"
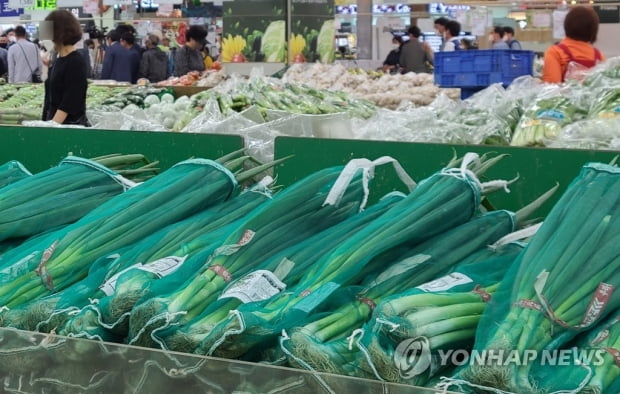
{"left": 0, "top": 0, "right": 21, "bottom": 16}
{"left": 594, "top": 1, "right": 620, "bottom": 24}
{"left": 335, "top": 4, "right": 412, "bottom": 15}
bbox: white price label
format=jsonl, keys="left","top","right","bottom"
{"left": 136, "top": 255, "right": 187, "bottom": 278}
{"left": 416, "top": 273, "right": 473, "bottom": 293}
{"left": 219, "top": 270, "right": 286, "bottom": 304}
{"left": 99, "top": 263, "right": 141, "bottom": 296}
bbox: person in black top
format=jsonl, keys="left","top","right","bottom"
{"left": 42, "top": 10, "right": 88, "bottom": 125}
{"left": 174, "top": 25, "right": 207, "bottom": 76}
{"left": 382, "top": 35, "right": 402, "bottom": 73}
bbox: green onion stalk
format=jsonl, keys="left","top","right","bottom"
{"left": 363, "top": 287, "right": 498, "bottom": 386}
{"left": 0, "top": 156, "right": 130, "bottom": 242}
{"left": 281, "top": 210, "right": 517, "bottom": 377}
{"left": 2, "top": 185, "right": 272, "bottom": 335}
{"left": 457, "top": 163, "right": 620, "bottom": 393}
{"left": 0, "top": 160, "right": 31, "bottom": 189}
{"left": 128, "top": 165, "right": 371, "bottom": 349}
{"left": 158, "top": 192, "right": 408, "bottom": 354}
{"left": 197, "top": 156, "right": 496, "bottom": 360}
{"left": 0, "top": 155, "right": 277, "bottom": 311}
{"left": 354, "top": 242, "right": 525, "bottom": 386}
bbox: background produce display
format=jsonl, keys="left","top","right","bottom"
{"left": 0, "top": 150, "right": 617, "bottom": 394}
{"left": 282, "top": 63, "right": 461, "bottom": 108}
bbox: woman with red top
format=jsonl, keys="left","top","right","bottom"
{"left": 542, "top": 6, "right": 604, "bottom": 83}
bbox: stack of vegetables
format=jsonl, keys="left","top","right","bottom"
{"left": 440, "top": 161, "right": 620, "bottom": 393}
{"left": 0, "top": 151, "right": 619, "bottom": 393}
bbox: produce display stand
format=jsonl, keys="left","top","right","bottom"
{"left": 0, "top": 327, "right": 455, "bottom": 393}
{"left": 273, "top": 136, "right": 620, "bottom": 215}
{"left": 0, "top": 126, "right": 243, "bottom": 172}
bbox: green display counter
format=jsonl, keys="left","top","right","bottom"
{"left": 273, "top": 137, "right": 620, "bottom": 215}
{"left": 0, "top": 126, "right": 244, "bottom": 173}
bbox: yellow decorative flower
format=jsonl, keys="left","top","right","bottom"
{"left": 289, "top": 34, "right": 306, "bottom": 63}
{"left": 222, "top": 34, "right": 247, "bottom": 63}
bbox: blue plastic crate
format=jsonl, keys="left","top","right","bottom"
{"left": 434, "top": 49, "right": 535, "bottom": 88}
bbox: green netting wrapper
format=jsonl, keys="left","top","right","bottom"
{"left": 0, "top": 158, "right": 238, "bottom": 311}
{"left": 441, "top": 163, "right": 620, "bottom": 394}
{"left": 155, "top": 191, "right": 408, "bottom": 354}
{"left": 1, "top": 185, "right": 272, "bottom": 335}
{"left": 526, "top": 311, "right": 620, "bottom": 394}
{"left": 0, "top": 160, "right": 31, "bottom": 189}
{"left": 197, "top": 154, "right": 493, "bottom": 361}
{"left": 128, "top": 157, "right": 416, "bottom": 349}
{"left": 0, "top": 156, "right": 132, "bottom": 242}
{"left": 351, "top": 242, "right": 524, "bottom": 387}
{"left": 279, "top": 210, "right": 518, "bottom": 378}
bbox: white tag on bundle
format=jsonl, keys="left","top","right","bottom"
{"left": 416, "top": 273, "right": 473, "bottom": 292}
{"left": 219, "top": 270, "right": 286, "bottom": 304}
{"left": 136, "top": 255, "right": 188, "bottom": 278}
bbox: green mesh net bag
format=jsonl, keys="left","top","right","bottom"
{"left": 0, "top": 156, "right": 133, "bottom": 242}
{"left": 155, "top": 191, "right": 408, "bottom": 354}
{"left": 195, "top": 153, "right": 512, "bottom": 361}
{"left": 1, "top": 183, "right": 272, "bottom": 336}
{"left": 279, "top": 210, "right": 518, "bottom": 379}
{"left": 351, "top": 241, "right": 525, "bottom": 387}
{"left": 0, "top": 160, "right": 31, "bottom": 189}
{"left": 0, "top": 159, "right": 238, "bottom": 312}
{"left": 127, "top": 157, "right": 416, "bottom": 349}
{"left": 526, "top": 310, "right": 620, "bottom": 394}
{"left": 440, "top": 162, "right": 620, "bottom": 394}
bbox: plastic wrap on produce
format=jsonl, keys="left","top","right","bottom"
{"left": 547, "top": 117, "right": 620, "bottom": 150}
{"left": 86, "top": 110, "right": 167, "bottom": 132}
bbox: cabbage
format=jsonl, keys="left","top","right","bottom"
{"left": 261, "top": 21, "right": 286, "bottom": 63}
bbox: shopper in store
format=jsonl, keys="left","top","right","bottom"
{"left": 503, "top": 26, "right": 522, "bottom": 50}
{"left": 0, "top": 36, "right": 7, "bottom": 78}
{"left": 139, "top": 34, "right": 168, "bottom": 83}
{"left": 443, "top": 20, "right": 462, "bottom": 51}
{"left": 80, "top": 39, "right": 93, "bottom": 79}
{"left": 399, "top": 25, "right": 433, "bottom": 74}
{"left": 5, "top": 28, "right": 16, "bottom": 47}
{"left": 173, "top": 25, "right": 207, "bottom": 76}
{"left": 119, "top": 32, "right": 141, "bottom": 84}
{"left": 434, "top": 17, "right": 449, "bottom": 51}
{"left": 7, "top": 26, "right": 41, "bottom": 83}
{"left": 489, "top": 26, "right": 510, "bottom": 49}
{"left": 382, "top": 35, "right": 402, "bottom": 73}
{"left": 41, "top": 10, "right": 88, "bottom": 126}
{"left": 542, "top": 6, "right": 603, "bottom": 83}
{"left": 115, "top": 24, "right": 143, "bottom": 60}
{"left": 0, "top": 34, "right": 8, "bottom": 49}
{"left": 101, "top": 30, "right": 134, "bottom": 83}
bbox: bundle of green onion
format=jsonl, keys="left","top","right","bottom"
{"left": 0, "top": 156, "right": 131, "bottom": 242}
{"left": 355, "top": 243, "right": 524, "bottom": 386}
{"left": 127, "top": 163, "right": 374, "bottom": 348}
{"left": 0, "top": 154, "right": 276, "bottom": 310}
{"left": 452, "top": 162, "right": 620, "bottom": 393}
{"left": 281, "top": 210, "right": 518, "bottom": 377}
{"left": 2, "top": 183, "right": 272, "bottom": 335}
{"left": 198, "top": 154, "right": 502, "bottom": 360}
{"left": 156, "top": 192, "right": 408, "bottom": 354}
